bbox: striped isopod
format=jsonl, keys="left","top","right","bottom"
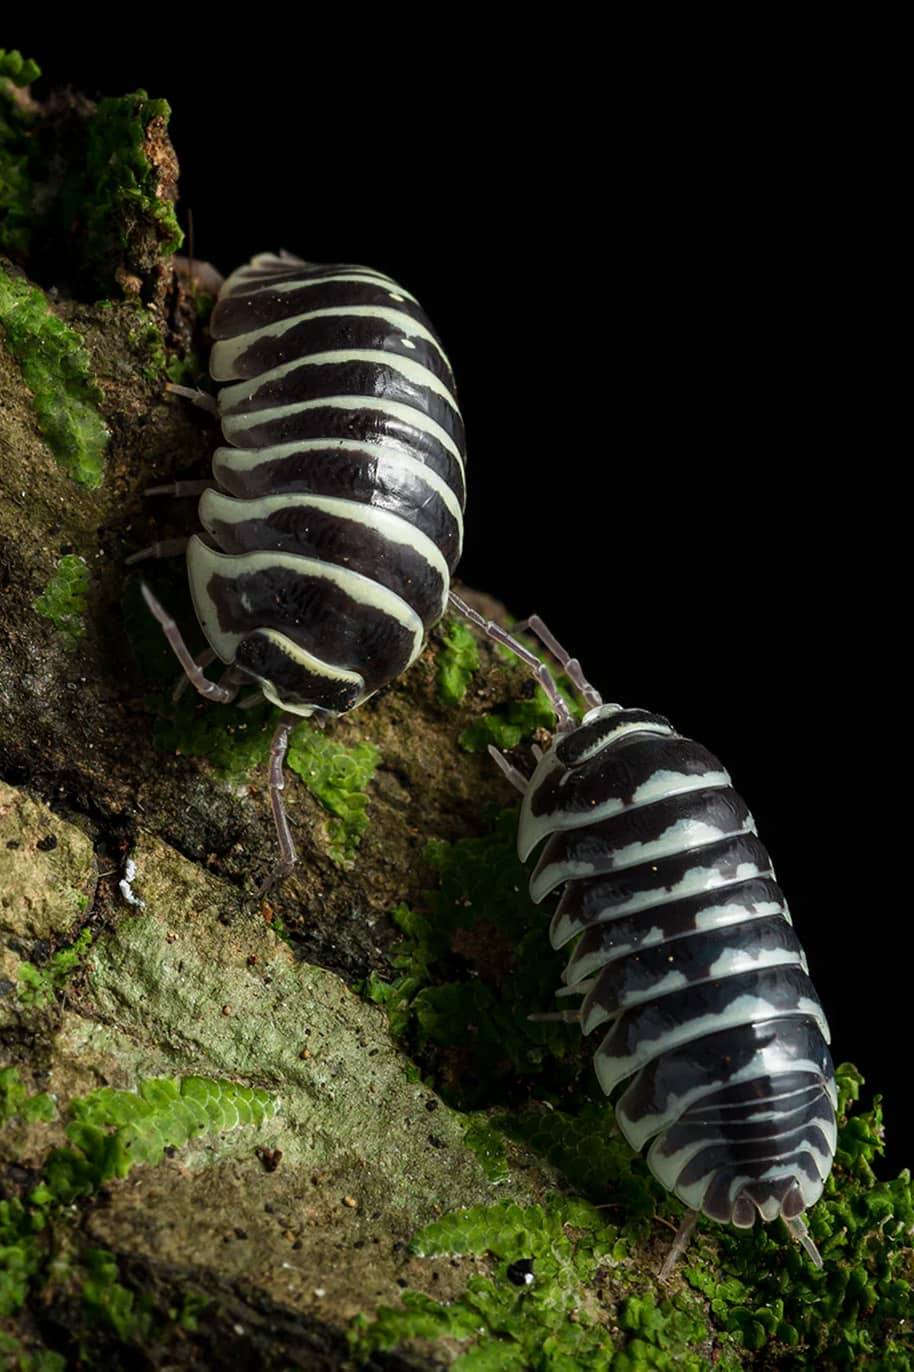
{"left": 450, "top": 594, "right": 836, "bottom": 1272}
{"left": 135, "top": 252, "right": 466, "bottom": 882}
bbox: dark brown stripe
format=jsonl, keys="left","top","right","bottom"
{"left": 584, "top": 915, "right": 804, "bottom": 1021}
{"left": 528, "top": 734, "right": 728, "bottom": 825}
{"left": 224, "top": 313, "right": 455, "bottom": 387}
{"left": 203, "top": 563, "right": 416, "bottom": 693}
{"left": 220, "top": 357, "right": 465, "bottom": 453}
{"left": 233, "top": 630, "right": 362, "bottom": 713}
{"left": 565, "top": 877, "right": 786, "bottom": 977}
{"left": 223, "top": 402, "right": 465, "bottom": 502}
{"left": 202, "top": 503, "right": 445, "bottom": 629}
{"left": 211, "top": 278, "right": 437, "bottom": 342}
{"left": 533, "top": 786, "right": 754, "bottom": 888}
{"left": 213, "top": 446, "right": 463, "bottom": 570}
{"left": 552, "top": 834, "right": 774, "bottom": 936}
{"left": 556, "top": 709, "right": 674, "bottom": 768}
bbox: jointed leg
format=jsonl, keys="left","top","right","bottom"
{"left": 165, "top": 383, "right": 219, "bottom": 415}
{"left": 260, "top": 712, "right": 299, "bottom": 894}
{"left": 784, "top": 1214, "right": 823, "bottom": 1268}
{"left": 448, "top": 591, "right": 575, "bottom": 734}
{"left": 144, "top": 479, "right": 213, "bottom": 499}
{"left": 488, "top": 744, "right": 530, "bottom": 795}
{"left": 659, "top": 1209, "right": 700, "bottom": 1282}
{"left": 140, "top": 583, "right": 238, "bottom": 704}
{"left": 172, "top": 648, "right": 216, "bottom": 702}
{"left": 126, "top": 537, "right": 190, "bottom": 567}
{"left": 512, "top": 613, "right": 603, "bottom": 711}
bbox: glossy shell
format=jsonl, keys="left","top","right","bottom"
{"left": 189, "top": 252, "right": 466, "bottom": 715}
{"left": 521, "top": 703, "right": 837, "bottom": 1229}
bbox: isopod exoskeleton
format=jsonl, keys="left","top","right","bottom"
{"left": 450, "top": 592, "right": 836, "bottom": 1273}
{"left": 133, "top": 252, "right": 466, "bottom": 882}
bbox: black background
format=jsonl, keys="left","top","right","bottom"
{"left": 10, "top": 39, "right": 907, "bottom": 1169}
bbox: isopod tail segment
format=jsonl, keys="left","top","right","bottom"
{"left": 447, "top": 590, "right": 832, "bottom": 1276}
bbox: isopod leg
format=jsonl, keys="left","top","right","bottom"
{"left": 144, "top": 479, "right": 213, "bottom": 499}
{"left": 448, "top": 591, "right": 575, "bottom": 733}
{"left": 260, "top": 712, "right": 299, "bottom": 895}
{"left": 172, "top": 648, "right": 217, "bottom": 702}
{"left": 487, "top": 744, "right": 529, "bottom": 795}
{"left": 140, "top": 582, "right": 237, "bottom": 704}
{"left": 784, "top": 1214, "right": 823, "bottom": 1268}
{"left": 126, "top": 537, "right": 190, "bottom": 567}
{"left": 659, "top": 1209, "right": 699, "bottom": 1282}
{"left": 165, "top": 382, "right": 218, "bottom": 415}
{"left": 512, "top": 613, "right": 603, "bottom": 711}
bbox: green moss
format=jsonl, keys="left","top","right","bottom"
{"left": 352, "top": 1198, "right": 735, "bottom": 1370}
{"left": 1, "top": 1072, "right": 277, "bottom": 1343}
{"left": 37, "top": 1075, "right": 278, "bottom": 1207}
{"left": 437, "top": 617, "right": 481, "bottom": 705}
{"left": 0, "top": 1329, "right": 64, "bottom": 1372}
{"left": 363, "top": 810, "right": 578, "bottom": 1107}
{"left": 3, "top": 1073, "right": 247, "bottom": 1358}
{"left": 0, "top": 1069, "right": 56, "bottom": 1126}
{"left": 81, "top": 1247, "right": 153, "bottom": 1343}
{"left": 680, "top": 1062, "right": 914, "bottom": 1367}
{"left": 0, "top": 1196, "right": 45, "bottom": 1319}
{"left": 0, "top": 53, "right": 40, "bottom": 256}
{"left": 0, "top": 51, "right": 41, "bottom": 86}
{"left": 463, "top": 1119, "right": 511, "bottom": 1184}
{"left": 77, "top": 90, "right": 183, "bottom": 271}
{"left": 0, "top": 270, "right": 108, "bottom": 485}
{"left": 287, "top": 722, "right": 380, "bottom": 863}
{"left": 165, "top": 347, "right": 206, "bottom": 387}
{"left": 154, "top": 693, "right": 277, "bottom": 782}
{"left": 494, "top": 1101, "right": 660, "bottom": 1222}
{"left": 32, "top": 555, "right": 90, "bottom": 644}
{"left": 460, "top": 684, "right": 556, "bottom": 753}
{"left": 128, "top": 310, "right": 168, "bottom": 380}
{"left": 16, "top": 927, "right": 93, "bottom": 1010}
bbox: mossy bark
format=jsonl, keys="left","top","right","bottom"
{"left": 1, "top": 68, "right": 911, "bottom": 1372}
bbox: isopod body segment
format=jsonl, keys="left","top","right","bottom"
{"left": 138, "top": 253, "right": 466, "bottom": 881}
{"left": 198, "top": 252, "right": 467, "bottom": 716}
{"left": 451, "top": 597, "right": 836, "bottom": 1268}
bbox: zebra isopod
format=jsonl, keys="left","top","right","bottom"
{"left": 134, "top": 252, "right": 466, "bottom": 883}
{"left": 450, "top": 593, "right": 836, "bottom": 1273}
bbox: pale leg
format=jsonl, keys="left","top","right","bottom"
{"left": 260, "top": 712, "right": 299, "bottom": 894}
{"left": 659, "top": 1209, "right": 700, "bottom": 1282}
{"left": 140, "top": 583, "right": 237, "bottom": 704}
{"left": 512, "top": 613, "right": 603, "bottom": 711}
{"left": 126, "top": 537, "right": 190, "bottom": 567}
{"left": 448, "top": 591, "right": 575, "bottom": 734}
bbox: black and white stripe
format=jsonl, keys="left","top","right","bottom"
{"left": 520, "top": 703, "right": 837, "bottom": 1230}
{"left": 191, "top": 252, "right": 466, "bottom": 714}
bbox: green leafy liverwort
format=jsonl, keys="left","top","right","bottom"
{"left": 76, "top": 90, "right": 184, "bottom": 269}
{"left": 355, "top": 784, "right": 912, "bottom": 1365}
{"left": 1, "top": 1074, "right": 278, "bottom": 1337}
{"left": 16, "top": 927, "right": 93, "bottom": 1009}
{"left": 0, "top": 51, "right": 41, "bottom": 256}
{"left": 32, "top": 555, "right": 90, "bottom": 644}
{"left": 361, "top": 810, "right": 579, "bottom": 1106}
{"left": 351, "top": 1197, "right": 741, "bottom": 1371}
{"left": 437, "top": 616, "right": 480, "bottom": 705}
{"left": 0, "top": 270, "right": 108, "bottom": 487}
{"left": 287, "top": 722, "right": 379, "bottom": 864}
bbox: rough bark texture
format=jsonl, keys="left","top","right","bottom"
{"left": 1, "top": 65, "right": 911, "bottom": 1372}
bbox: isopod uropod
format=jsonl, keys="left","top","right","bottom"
{"left": 132, "top": 252, "right": 466, "bottom": 883}
{"left": 450, "top": 592, "right": 836, "bottom": 1273}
